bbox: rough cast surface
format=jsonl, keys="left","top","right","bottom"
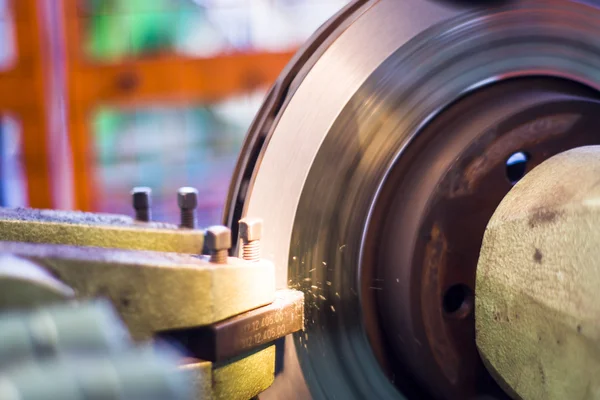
{"left": 0, "top": 241, "right": 275, "bottom": 340}
{"left": 476, "top": 146, "right": 600, "bottom": 400}
{"left": 0, "top": 207, "right": 204, "bottom": 254}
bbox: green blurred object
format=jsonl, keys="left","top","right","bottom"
{"left": 0, "top": 300, "right": 195, "bottom": 400}
{"left": 85, "top": 0, "right": 198, "bottom": 60}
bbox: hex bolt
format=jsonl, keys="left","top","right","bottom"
{"left": 239, "top": 217, "right": 262, "bottom": 262}
{"left": 131, "top": 187, "right": 152, "bottom": 222}
{"left": 177, "top": 187, "right": 198, "bottom": 229}
{"left": 205, "top": 226, "right": 231, "bottom": 264}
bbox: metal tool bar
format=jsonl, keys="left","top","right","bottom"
{"left": 160, "top": 290, "right": 304, "bottom": 362}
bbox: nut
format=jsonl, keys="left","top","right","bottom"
{"left": 177, "top": 187, "right": 198, "bottom": 209}
{"left": 239, "top": 218, "right": 263, "bottom": 242}
{"left": 205, "top": 226, "right": 232, "bottom": 252}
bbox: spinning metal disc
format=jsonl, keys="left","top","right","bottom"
{"left": 225, "top": 0, "right": 600, "bottom": 399}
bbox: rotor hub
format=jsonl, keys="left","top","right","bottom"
{"left": 370, "top": 77, "right": 600, "bottom": 399}
{"left": 225, "top": 1, "right": 600, "bottom": 398}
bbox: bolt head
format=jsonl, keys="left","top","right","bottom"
{"left": 131, "top": 187, "right": 151, "bottom": 208}
{"left": 178, "top": 187, "right": 198, "bottom": 209}
{"left": 205, "top": 226, "right": 232, "bottom": 252}
{"left": 239, "top": 217, "right": 263, "bottom": 242}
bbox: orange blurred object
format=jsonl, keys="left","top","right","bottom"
{"left": 0, "top": 0, "right": 294, "bottom": 210}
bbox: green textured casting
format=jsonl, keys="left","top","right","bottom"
{"left": 0, "top": 207, "right": 204, "bottom": 254}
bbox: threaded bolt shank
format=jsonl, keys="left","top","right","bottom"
{"left": 206, "top": 226, "right": 231, "bottom": 264}
{"left": 177, "top": 187, "right": 198, "bottom": 229}
{"left": 131, "top": 187, "right": 152, "bottom": 222}
{"left": 239, "top": 218, "right": 263, "bottom": 262}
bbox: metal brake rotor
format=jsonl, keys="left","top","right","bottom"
{"left": 225, "top": 0, "right": 600, "bottom": 399}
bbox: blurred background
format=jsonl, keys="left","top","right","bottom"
{"left": 0, "top": 0, "right": 350, "bottom": 226}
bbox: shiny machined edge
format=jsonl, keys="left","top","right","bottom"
{"left": 228, "top": 0, "right": 481, "bottom": 399}
{"left": 223, "top": 0, "right": 372, "bottom": 248}
{"left": 226, "top": 2, "right": 467, "bottom": 399}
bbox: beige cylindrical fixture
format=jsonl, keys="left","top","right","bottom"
{"left": 476, "top": 146, "right": 600, "bottom": 400}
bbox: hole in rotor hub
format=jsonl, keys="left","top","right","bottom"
{"left": 443, "top": 284, "right": 473, "bottom": 318}
{"left": 368, "top": 77, "right": 600, "bottom": 400}
{"left": 505, "top": 151, "right": 530, "bottom": 184}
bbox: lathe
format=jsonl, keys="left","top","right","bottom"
{"left": 2, "top": 0, "right": 600, "bottom": 399}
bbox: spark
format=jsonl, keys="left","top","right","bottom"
{"left": 326, "top": 281, "right": 332, "bottom": 286}
{"left": 311, "top": 285, "right": 318, "bottom": 290}
{"left": 335, "top": 292, "right": 340, "bottom": 298}
{"left": 330, "top": 305, "right": 336, "bottom": 312}
{"left": 303, "top": 277, "right": 311, "bottom": 282}
{"left": 318, "top": 295, "right": 326, "bottom": 301}
{"left": 308, "top": 268, "right": 316, "bottom": 272}
{"left": 322, "top": 261, "right": 327, "bottom": 266}
{"left": 339, "top": 244, "right": 346, "bottom": 251}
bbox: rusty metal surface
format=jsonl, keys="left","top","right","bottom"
{"left": 0, "top": 241, "right": 275, "bottom": 340}
{"left": 0, "top": 207, "right": 204, "bottom": 254}
{"left": 162, "top": 290, "right": 304, "bottom": 362}
{"left": 372, "top": 78, "right": 600, "bottom": 399}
